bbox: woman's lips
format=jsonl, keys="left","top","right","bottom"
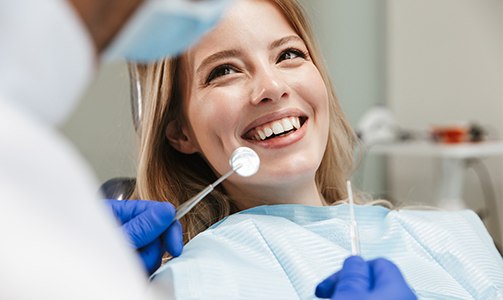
{"left": 242, "top": 117, "right": 308, "bottom": 149}
{"left": 244, "top": 116, "right": 302, "bottom": 141}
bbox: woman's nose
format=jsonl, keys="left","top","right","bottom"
{"left": 250, "top": 67, "right": 288, "bottom": 105}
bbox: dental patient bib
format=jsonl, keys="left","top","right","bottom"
{"left": 150, "top": 204, "right": 503, "bottom": 299}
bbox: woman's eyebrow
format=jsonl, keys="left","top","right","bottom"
{"left": 269, "top": 35, "right": 303, "bottom": 50}
{"left": 196, "top": 49, "right": 241, "bottom": 74}
{"left": 195, "top": 36, "right": 303, "bottom": 74}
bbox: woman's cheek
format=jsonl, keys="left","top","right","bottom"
{"left": 188, "top": 95, "right": 238, "bottom": 145}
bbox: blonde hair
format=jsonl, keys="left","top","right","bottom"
{"left": 130, "top": 0, "right": 360, "bottom": 242}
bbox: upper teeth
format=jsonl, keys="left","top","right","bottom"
{"left": 253, "top": 116, "right": 301, "bottom": 141}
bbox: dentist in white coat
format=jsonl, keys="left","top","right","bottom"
{"left": 0, "top": 0, "right": 232, "bottom": 298}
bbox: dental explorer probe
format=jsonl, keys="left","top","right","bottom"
{"left": 347, "top": 180, "right": 361, "bottom": 256}
{"left": 174, "top": 147, "right": 260, "bottom": 221}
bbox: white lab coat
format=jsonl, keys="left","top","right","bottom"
{"left": 0, "top": 0, "right": 161, "bottom": 299}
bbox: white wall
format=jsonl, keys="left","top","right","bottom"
{"left": 59, "top": 62, "right": 137, "bottom": 183}
{"left": 386, "top": 0, "right": 503, "bottom": 243}
{"left": 300, "top": 0, "right": 387, "bottom": 195}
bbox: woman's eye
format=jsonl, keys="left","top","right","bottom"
{"left": 206, "top": 64, "right": 237, "bottom": 84}
{"left": 277, "top": 48, "right": 307, "bottom": 63}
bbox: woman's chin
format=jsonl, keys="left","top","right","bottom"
{"left": 255, "top": 164, "right": 318, "bottom": 186}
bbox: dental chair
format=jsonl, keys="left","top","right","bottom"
{"left": 100, "top": 177, "right": 136, "bottom": 200}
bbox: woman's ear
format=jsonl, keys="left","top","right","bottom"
{"left": 166, "top": 120, "right": 198, "bottom": 154}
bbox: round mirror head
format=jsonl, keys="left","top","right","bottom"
{"left": 229, "top": 147, "right": 260, "bottom": 177}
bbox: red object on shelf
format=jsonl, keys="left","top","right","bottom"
{"left": 431, "top": 126, "right": 468, "bottom": 144}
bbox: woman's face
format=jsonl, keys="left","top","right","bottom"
{"left": 175, "top": 0, "right": 329, "bottom": 207}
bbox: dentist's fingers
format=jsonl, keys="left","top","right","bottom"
{"left": 161, "top": 219, "right": 184, "bottom": 257}
{"left": 368, "top": 258, "right": 417, "bottom": 300}
{"left": 334, "top": 256, "right": 371, "bottom": 297}
{"left": 121, "top": 201, "right": 176, "bottom": 249}
{"left": 315, "top": 256, "right": 370, "bottom": 299}
{"left": 315, "top": 271, "right": 339, "bottom": 298}
{"left": 138, "top": 239, "right": 163, "bottom": 275}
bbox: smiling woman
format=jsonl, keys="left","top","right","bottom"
{"left": 128, "top": 0, "right": 503, "bottom": 299}
{"left": 130, "top": 0, "right": 356, "bottom": 239}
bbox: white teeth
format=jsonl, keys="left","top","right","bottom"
{"left": 257, "top": 129, "right": 266, "bottom": 140}
{"left": 291, "top": 117, "right": 300, "bottom": 129}
{"left": 272, "top": 121, "right": 284, "bottom": 134}
{"left": 264, "top": 127, "right": 273, "bottom": 137}
{"left": 250, "top": 116, "right": 302, "bottom": 141}
{"left": 281, "top": 118, "right": 294, "bottom": 131}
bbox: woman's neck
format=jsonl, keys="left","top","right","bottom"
{"left": 226, "top": 179, "right": 325, "bottom": 210}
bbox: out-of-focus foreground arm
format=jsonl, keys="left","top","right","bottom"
{"left": 0, "top": 0, "right": 163, "bottom": 299}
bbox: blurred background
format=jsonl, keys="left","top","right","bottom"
{"left": 59, "top": 0, "right": 503, "bottom": 245}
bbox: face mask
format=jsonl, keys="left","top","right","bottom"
{"left": 104, "top": 0, "right": 235, "bottom": 63}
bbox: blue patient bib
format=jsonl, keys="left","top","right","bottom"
{"left": 150, "top": 204, "right": 503, "bottom": 299}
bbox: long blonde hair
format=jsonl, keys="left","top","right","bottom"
{"left": 130, "top": 0, "right": 358, "bottom": 242}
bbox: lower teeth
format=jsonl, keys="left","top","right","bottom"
{"left": 265, "top": 129, "right": 296, "bottom": 140}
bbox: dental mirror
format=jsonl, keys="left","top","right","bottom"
{"left": 174, "top": 147, "right": 260, "bottom": 221}
{"left": 230, "top": 146, "right": 260, "bottom": 177}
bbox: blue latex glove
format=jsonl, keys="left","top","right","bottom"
{"left": 106, "top": 199, "right": 183, "bottom": 275}
{"left": 315, "top": 256, "right": 417, "bottom": 300}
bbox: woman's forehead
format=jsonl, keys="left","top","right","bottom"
{"left": 187, "top": 0, "right": 297, "bottom": 67}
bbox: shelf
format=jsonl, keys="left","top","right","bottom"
{"left": 368, "top": 140, "right": 503, "bottom": 210}
{"left": 369, "top": 141, "right": 503, "bottom": 159}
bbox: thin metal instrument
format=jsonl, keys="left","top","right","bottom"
{"left": 175, "top": 166, "right": 239, "bottom": 221}
{"left": 174, "top": 147, "right": 260, "bottom": 221}
{"left": 347, "top": 180, "right": 361, "bottom": 255}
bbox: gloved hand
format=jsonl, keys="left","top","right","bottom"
{"left": 315, "top": 256, "right": 417, "bottom": 300}
{"left": 106, "top": 199, "right": 183, "bottom": 275}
